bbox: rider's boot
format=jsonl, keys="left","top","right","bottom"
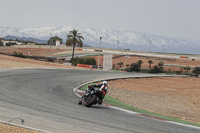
{"left": 78, "top": 99, "right": 82, "bottom": 105}
{"left": 98, "top": 95, "right": 104, "bottom": 105}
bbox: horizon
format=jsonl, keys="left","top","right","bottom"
{"left": 1, "top": 26, "right": 200, "bottom": 55}
{"left": 1, "top": 26, "right": 199, "bottom": 43}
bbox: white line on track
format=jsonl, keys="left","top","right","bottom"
{"left": 165, "top": 121, "right": 200, "bottom": 130}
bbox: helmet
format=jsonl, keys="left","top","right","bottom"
{"left": 102, "top": 81, "right": 107, "bottom": 85}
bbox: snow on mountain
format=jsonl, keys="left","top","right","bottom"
{"left": 0, "top": 26, "right": 200, "bottom": 54}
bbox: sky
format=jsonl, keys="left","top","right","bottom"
{"left": 0, "top": 0, "right": 200, "bottom": 42}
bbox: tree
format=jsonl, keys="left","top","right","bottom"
{"left": 69, "top": 57, "right": 96, "bottom": 66}
{"left": 150, "top": 65, "right": 163, "bottom": 73}
{"left": 117, "top": 62, "right": 123, "bottom": 68}
{"left": 0, "top": 39, "right": 3, "bottom": 46}
{"left": 127, "top": 60, "right": 144, "bottom": 72}
{"left": 137, "top": 60, "right": 143, "bottom": 69}
{"left": 129, "top": 63, "right": 140, "bottom": 72}
{"left": 158, "top": 61, "right": 164, "bottom": 68}
{"left": 66, "top": 29, "right": 84, "bottom": 62}
{"left": 184, "top": 66, "right": 191, "bottom": 72}
{"left": 83, "top": 57, "right": 96, "bottom": 65}
{"left": 148, "top": 60, "right": 153, "bottom": 69}
{"left": 150, "top": 61, "right": 164, "bottom": 73}
{"left": 193, "top": 67, "right": 200, "bottom": 77}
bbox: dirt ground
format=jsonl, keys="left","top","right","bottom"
{"left": 0, "top": 46, "right": 200, "bottom": 132}
{"left": 0, "top": 122, "right": 42, "bottom": 133}
{"left": 93, "top": 55, "right": 200, "bottom": 72}
{"left": 108, "top": 77, "right": 200, "bottom": 124}
{"left": 0, "top": 54, "right": 90, "bottom": 70}
{"left": 0, "top": 46, "right": 67, "bottom": 57}
{"left": 1, "top": 46, "right": 200, "bottom": 72}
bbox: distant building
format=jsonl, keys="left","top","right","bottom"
{"left": 1, "top": 40, "right": 23, "bottom": 46}
{"left": 27, "top": 42, "right": 36, "bottom": 45}
{"left": 47, "top": 36, "right": 63, "bottom": 46}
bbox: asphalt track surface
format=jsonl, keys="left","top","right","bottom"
{"left": 0, "top": 68, "right": 200, "bottom": 133}
{"left": 52, "top": 53, "right": 96, "bottom": 58}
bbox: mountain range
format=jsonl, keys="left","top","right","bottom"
{"left": 3, "top": 35, "right": 47, "bottom": 44}
{"left": 0, "top": 26, "right": 200, "bottom": 54}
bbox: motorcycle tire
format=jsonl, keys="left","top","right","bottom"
{"left": 82, "top": 95, "right": 97, "bottom": 107}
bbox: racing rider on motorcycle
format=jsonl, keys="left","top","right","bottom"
{"left": 78, "top": 81, "right": 108, "bottom": 105}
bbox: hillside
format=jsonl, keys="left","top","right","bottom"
{"left": 0, "top": 26, "right": 200, "bottom": 54}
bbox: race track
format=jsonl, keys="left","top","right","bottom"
{"left": 0, "top": 68, "right": 199, "bottom": 133}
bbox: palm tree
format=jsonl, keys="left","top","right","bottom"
{"left": 66, "top": 29, "right": 84, "bottom": 61}
{"left": 148, "top": 60, "right": 153, "bottom": 69}
{"left": 117, "top": 62, "right": 123, "bottom": 68}
{"left": 137, "top": 60, "right": 143, "bottom": 69}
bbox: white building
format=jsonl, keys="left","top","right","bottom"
{"left": 1, "top": 40, "right": 23, "bottom": 46}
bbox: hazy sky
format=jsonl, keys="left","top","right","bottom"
{"left": 0, "top": 0, "right": 200, "bottom": 41}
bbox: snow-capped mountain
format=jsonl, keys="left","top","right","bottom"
{"left": 0, "top": 26, "right": 200, "bottom": 54}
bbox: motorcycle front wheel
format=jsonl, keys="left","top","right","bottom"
{"left": 82, "top": 95, "right": 97, "bottom": 107}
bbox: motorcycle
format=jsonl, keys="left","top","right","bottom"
{"left": 80, "top": 87, "right": 101, "bottom": 107}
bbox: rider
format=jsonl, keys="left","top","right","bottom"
{"left": 78, "top": 81, "right": 108, "bottom": 105}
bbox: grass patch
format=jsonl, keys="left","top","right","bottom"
{"left": 80, "top": 83, "right": 200, "bottom": 127}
